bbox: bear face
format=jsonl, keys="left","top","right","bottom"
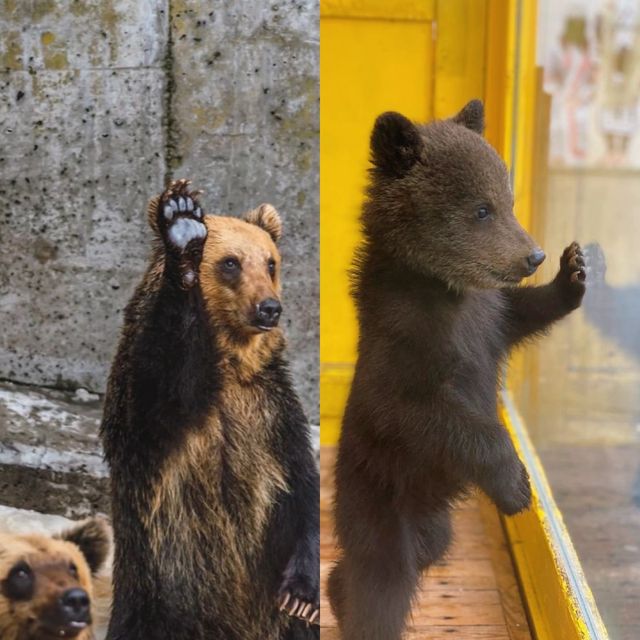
{"left": 0, "top": 518, "right": 110, "bottom": 640}
{"left": 364, "top": 100, "right": 545, "bottom": 290}
{"left": 200, "top": 204, "right": 283, "bottom": 337}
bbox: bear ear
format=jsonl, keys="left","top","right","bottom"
{"left": 370, "top": 112, "right": 423, "bottom": 177}
{"left": 57, "top": 517, "right": 112, "bottom": 576}
{"left": 244, "top": 203, "right": 282, "bottom": 243}
{"left": 452, "top": 99, "right": 485, "bottom": 134}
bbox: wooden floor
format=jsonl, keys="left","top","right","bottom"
{"left": 320, "top": 447, "right": 532, "bottom": 639}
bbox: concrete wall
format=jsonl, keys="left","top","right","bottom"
{"left": 0, "top": 1, "right": 319, "bottom": 421}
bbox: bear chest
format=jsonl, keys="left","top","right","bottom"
{"left": 448, "top": 292, "right": 506, "bottom": 409}
{"left": 146, "top": 380, "right": 288, "bottom": 556}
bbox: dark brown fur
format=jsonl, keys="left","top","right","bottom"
{"left": 101, "top": 181, "right": 319, "bottom": 640}
{"left": 0, "top": 518, "right": 111, "bottom": 640}
{"left": 328, "top": 101, "right": 587, "bottom": 640}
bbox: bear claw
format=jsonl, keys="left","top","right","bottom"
{"left": 556, "top": 242, "right": 587, "bottom": 306}
{"left": 278, "top": 591, "right": 319, "bottom": 626}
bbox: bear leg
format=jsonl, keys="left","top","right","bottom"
{"left": 415, "top": 508, "right": 453, "bottom": 571}
{"left": 327, "top": 558, "right": 346, "bottom": 626}
{"left": 333, "top": 517, "right": 422, "bottom": 640}
{"left": 278, "top": 531, "right": 320, "bottom": 625}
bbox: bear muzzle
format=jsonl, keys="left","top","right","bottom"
{"left": 254, "top": 297, "right": 283, "bottom": 330}
{"left": 38, "top": 587, "right": 91, "bottom": 638}
{"left": 526, "top": 248, "right": 546, "bottom": 273}
{"left": 504, "top": 248, "right": 546, "bottom": 283}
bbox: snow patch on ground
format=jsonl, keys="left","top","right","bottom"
{"left": 0, "top": 442, "right": 108, "bottom": 477}
{"left": 0, "top": 387, "right": 93, "bottom": 435}
{"left": 0, "top": 504, "right": 75, "bottom": 535}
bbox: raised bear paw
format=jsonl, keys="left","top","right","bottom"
{"left": 157, "top": 179, "right": 207, "bottom": 289}
{"left": 278, "top": 569, "right": 319, "bottom": 626}
{"left": 555, "top": 242, "right": 586, "bottom": 310}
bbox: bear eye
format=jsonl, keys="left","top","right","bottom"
{"left": 4, "top": 561, "right": 34, "bottom": 601}
{"left": 221, "top": 257, "right": 240, "bottom": 272}
{"left": 476, "top": 205, "right": 491, "bottom": 220}
{"left": 267, "top": 258, "right": 276, "bottom": 276}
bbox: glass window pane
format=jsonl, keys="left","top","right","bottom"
{"left": 515, "top": 2, "right": 640, "bottom": 637}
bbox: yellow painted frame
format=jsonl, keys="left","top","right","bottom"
{"left": 495, "top": 2, "right": 608, "bottom": 638}
{"left": 500, "top": 392, "right": 609, "bottom": 639}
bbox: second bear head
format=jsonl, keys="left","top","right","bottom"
{"left": 363, "top": 100, "right": 545, "bottom": 290}
{"left": 0, "top": 517, "right": 111, "bottom": 640}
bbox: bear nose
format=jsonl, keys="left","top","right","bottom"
{"left": 526, "top": 248, "right": 546, "bottom": 272}
{"left": 59, "top": 588, "right": 90, "bottom": 622}
{"left": 256, "top": 298, "right": 282, "bottom": 328}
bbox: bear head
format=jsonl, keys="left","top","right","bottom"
{"left": 364, "top": 99, "right": 545, "bottom": 290}
{"left": 200, "top": 204, "right": 283, "bottom": 338}
{"left": 0, "top": 517, "right": 111, "bottom": 640}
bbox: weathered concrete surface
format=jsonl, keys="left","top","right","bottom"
{"left": 0, "top": 382, "right": 108, "bottom": 517}
{"left": 0, "top": 0, "right": 319, "bottom": 421}
{"left": 0, "top": 0, "right": 168, "bottom": 394}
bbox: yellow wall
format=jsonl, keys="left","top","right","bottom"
{"left": 320, "top": 0, "right": 495, "bottom": 443}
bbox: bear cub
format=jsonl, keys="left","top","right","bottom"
{"left": 0, "top": 517, "right": 111, "bottom": 640}
{"left": 328, "top": 100, "right": 586, "bottom": 640}
{"left": 101, "top": 180, "right": 319, "bottom": 640}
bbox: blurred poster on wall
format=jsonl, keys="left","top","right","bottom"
{"left": 540, "top": 0, "right": 640, "bottom": 167}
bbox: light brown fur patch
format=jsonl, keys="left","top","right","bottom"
{"left": 144, "top": 381, "right": 288, "bottom": 637}
{"left": 200, "top": 214, "right": 285, "bottom": 381}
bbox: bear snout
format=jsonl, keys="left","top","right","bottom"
{"left": 59, "top": 587, "right": 91, "bottom": 624}
{"left": 255, "top": 297, "right": 282, "bottom": 330}
{"left": 524, "top": 248, "right": 546, "bottom": 275}
{"left": 39, "top": 587, "right": 91, "bottom": 638}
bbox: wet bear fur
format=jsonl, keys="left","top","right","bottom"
{"left": 101, "top": 180, "right": 319, "bottom": 640}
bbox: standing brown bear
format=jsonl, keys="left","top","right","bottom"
{"left": 328, "top": 100, "right": 586, "bottom": 640}
{"left": 101, "top": 180, "right": 319, "bottom": 640}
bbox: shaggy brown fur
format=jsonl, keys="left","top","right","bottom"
{"left": 328, "top": 101, "right": 587, "bottom": 640}
{"left": 0, "top": 518, "right": 111, "bottom": 640}
{"left": 102, "top": 181, "right": 319, "bottom": 640}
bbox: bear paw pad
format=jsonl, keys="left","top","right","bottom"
{"left": 157, "top": 179, "right": 207, "bottom": 289}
